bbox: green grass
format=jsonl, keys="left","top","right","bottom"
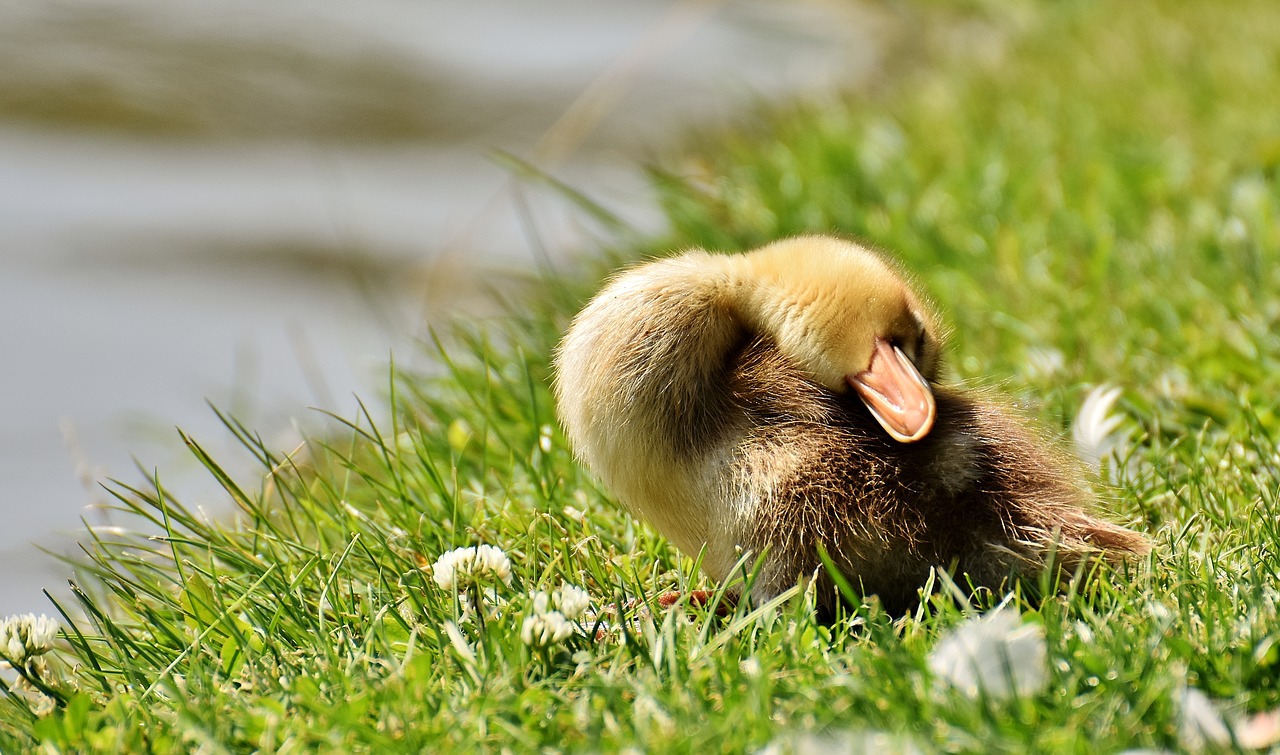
{"left": 4, "top": 0, "right": 1280, "bottom": 750}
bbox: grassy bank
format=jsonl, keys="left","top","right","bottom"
{"left": 4, "top": 0, "right": 1280, "bottom": 750}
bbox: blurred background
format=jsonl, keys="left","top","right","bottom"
{"left": 0, "top": 0, "right": 881, "bottom": 611}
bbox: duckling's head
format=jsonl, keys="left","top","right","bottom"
{"left": 732, "top": 236, "right": 943, "bottom": 443}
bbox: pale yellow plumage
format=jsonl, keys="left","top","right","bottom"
{"left": 554, "top": 236, "right": 1146, "bottom": 614}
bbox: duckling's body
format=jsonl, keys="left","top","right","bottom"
{"left": 555, "top": 237, "right": 1146, "bottom": 615}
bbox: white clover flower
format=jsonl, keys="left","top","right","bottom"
{"left": 1177, "top": 686, "right": 1232, "bottom": 752}
{"left": 1073, "top": 384, "right": 1129, "bottom": 470}
{"left": 521, "top": 611, "right": 573, "bottom": 648}
{"left": 475, "top": 545, "right": 512, "bottom": 582}
{"left": 10, "top": 666, "right": 57, "bottom": 717}
{"left": 432, "top": 545, "right": 513, "bottom": 592}
{"left": 0, "top": 614, "right": 59, "bottom": 662}
{"left": 928, "top": 607, "right": 1048, "bottom": 700}
{"left": 529, "top": 583, "right": 591, "bottom": 620}
{"left": 529, "top": 590, "right": 552, "bottom": 615}
{"left": 432, "top": 551, "right": 462, "bottom": 590}
{"left": 765, "top": 729, "right": 924, "bottom": 755}
{"left": 552, "top": 583, "right": 591, "bottom": 620}
{"left": 1236, "top": 707, "right": 1280, "bottom": 749}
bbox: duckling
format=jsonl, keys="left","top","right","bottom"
{"left": 554, "top": 236, "right": 1147, "bottom": 616}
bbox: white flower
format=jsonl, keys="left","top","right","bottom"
{"left": 432, "top": 545, "right": 513, "bottom": 592}
{"left": 521, "top": 583, "right": 590, "bottom": 648}
{"left": 529, "top": 590, "right": 552, "bottom": 615}
{"left": 27, "top": 691, "right": 56, "bottom": 718}
{"left": 0, "top": 614, "right": 59, "bottom": 662}
{"left": 521, "top": 611, "right": 573, "bottom": 648}
{"left": 1236, "top": 707, "right": 1280, "bottom": 749}
{"left": 552, "top": 583, "right": 591, "bottom": 620}
{"left": 1073, "top": 384, "right": 1129, "bottom": 470}
{"left": 928, "top": 607, "right": 1048, "bottom": 700}
{"left": 1177, "top": 686, "right": 1232, "bottom": 752}
{"left": 529, "top": 582, "right": 591, "bottom": 621}
{"left": 765, "top": 729, "right": 924, "bottom": 755}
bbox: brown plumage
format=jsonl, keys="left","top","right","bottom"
{"left": 554, "top": 236, "right": 1147, "bottom": 616}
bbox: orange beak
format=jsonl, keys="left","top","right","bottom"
{"left": 848, "top": 337, "right": 936, "bottom": 443}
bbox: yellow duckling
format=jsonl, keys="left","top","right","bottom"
{"left": 555, "top": 236, "right": 1147, "bottom": 615}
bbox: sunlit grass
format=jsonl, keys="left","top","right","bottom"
{"left": 2, "top": 0, "right": 1279, "bottom": 750}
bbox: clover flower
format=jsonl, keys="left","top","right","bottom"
{"left": 1161, "top": 685, "right": 1280, "bottom": 752}
{"left": 432, "top": 545, "right": 513, "bottom": 592}
{"left": 0, "top": 614, "right": 58, "bottom": 663}
{"left": 552, "top": 583, "right": 591, "bottom": 620}
{"left": 521, "top": 611, "right": 574, "bottom": 648}
{"left": 767, "top": 729, "right": 924, "bottom": 755}
{"left": 529, "top": 589, "right": 552, "bottom": 615}
{"left": 928, "top": 607, "right": 1048, "bottom": 700}
{"left": 1236, "top": 707, "right": 1280, "bottom": 750}
{"left": 1177, "top": 686, "right": 1232, "bottom": 752}
{"left": 521, "top": 582, "right": 592, "bottom": 648}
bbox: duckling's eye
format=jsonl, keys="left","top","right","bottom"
{"left": 915, "top": 330, "right": 928, "bottom": 364}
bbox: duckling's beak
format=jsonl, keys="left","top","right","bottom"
{"left": 848, "top": 338, "right": 937, "bottom": 443}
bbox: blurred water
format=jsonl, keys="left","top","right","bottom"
{"left": 0, "top": 0, "right": 877, "bottom": 611}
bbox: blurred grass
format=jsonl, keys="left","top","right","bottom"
{"left": 2, "top": 0, "right": 1280, "bottom": 751}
